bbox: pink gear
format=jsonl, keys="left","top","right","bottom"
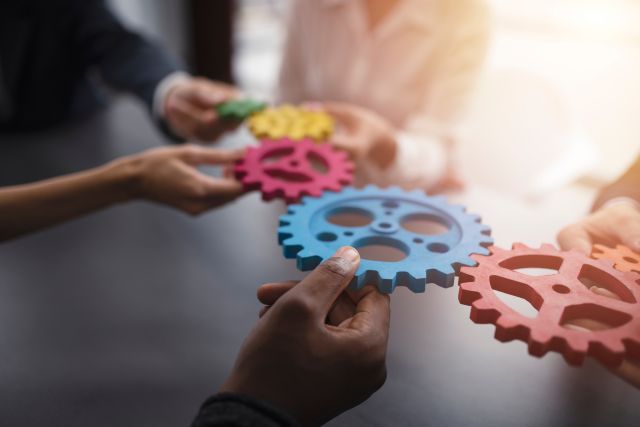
{"left": 234, "top": 138, "right": 354, "bottom": 204}
{"left": 458, "top": 243, "right": 640, "bottom": 367}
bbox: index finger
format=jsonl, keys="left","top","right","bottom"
{"left": 345, "top": 286, "right": 390, "bottom": 335}
{"left": 557, "top": 223, "right": 592, "bottom": 254}
{"left": 181, "top": 146, "right": 246, "bottom": 165}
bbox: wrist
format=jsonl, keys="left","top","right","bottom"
{"left": 100, "top": 156, "right": 145, "bottom": 203}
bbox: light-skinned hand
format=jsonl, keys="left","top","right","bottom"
{"left": 322, "top": 101, "right": 397, "bottom": 169}
{"left": 220, "top": 246, "right": 391, "bottom": 426}
{"left": 165, "top": 77, "right": 239, "bottom": 141}
{"left": 557, "top": 201, "right": 640, "bottom": 255}
{"left": 112, "top": 145, "right": 245, "bottom": 215}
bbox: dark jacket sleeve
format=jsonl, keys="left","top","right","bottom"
{"left": 592, "top": 156, "right": 640, "bottom": 211}
{"left": 71, "top": 0, "right": 184, "bottom": 113}
{"left": 191, "top": 393, "right": 298, "bottom": 427}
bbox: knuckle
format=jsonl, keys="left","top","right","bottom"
{"left": 318, "top": 257, "right": 351, "bottom": 281}
{"left": 280, "top": 296, "right": 315, "bottom": 320}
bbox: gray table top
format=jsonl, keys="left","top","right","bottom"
{"left": 0, "top": 99, "right": 637, "bottom": 427}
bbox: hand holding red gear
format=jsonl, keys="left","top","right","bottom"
{"left": 234, "top": 138, "right": 353, "bottom": 204}
{"left": 458, "top": 243, "right": 640, "bottom": 367}
{"left": 592, "top": 244, "right": 640, "bottom": 273}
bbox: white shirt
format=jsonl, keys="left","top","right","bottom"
{"left": 279, "top": 0, "right": 491, "bottom": 188}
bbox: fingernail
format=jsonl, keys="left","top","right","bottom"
{"left": 336, "top": 246, "right": 359, "bottom": 263}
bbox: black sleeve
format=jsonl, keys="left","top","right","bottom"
{"left": 592, "top": 156, "right": 640, "bottom": 211}
{"left": 71, "top": 0, "right": 184, "bottom": 113}
{"left": 191, "top": 393, "right": 299, "bottom": 427}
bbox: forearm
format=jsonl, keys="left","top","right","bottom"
{"left": 0, "top": 160, "right": 135, "bottom": 241}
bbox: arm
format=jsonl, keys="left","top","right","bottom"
{"left": 72, "top": 0, "right": 182, "bottom": 112}
{"left": 377, "top": 0, "right": 491, "bottom": 189}
{"left": 557, "top": 156, "right": 640, "bottom": 254}
{"left": 322, "top": 1, "right": 490, "bottom": 190}
{"left": 0, "top": 145, "right": 244, "bottom": 242}
{"left": 72, "top": 0, "right": 240, "bottom": 142}
{"left": 592, "top": 156, "right": 640, "bottom": 210}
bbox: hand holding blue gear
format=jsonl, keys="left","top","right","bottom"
{"left": 278, "top": 186, "right": 493, "bottom": 293}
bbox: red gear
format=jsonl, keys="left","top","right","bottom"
{"left": 458, "top": 243, "right": 640, "bottom": 366}
{"left": 234, "top": 138, "right": 353, "bottom": 204}
{"left": 592, "top": 244, "right": 640, "bottom": 274}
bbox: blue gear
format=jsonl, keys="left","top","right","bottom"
{"left": 278, "top": 186, "right": 493, "bottom": 293}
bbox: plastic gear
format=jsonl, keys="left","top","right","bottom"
{"left": 278, "top": 186, "right": 493, "bottom": 293}
{"left": 234, "top": 138, "right": 353, "bottom": 204}
{"left": 247, "top": 104, "right": 334, "bottom": 141}
{"left": 592, "top": 244, "right": 640, "bottom": 273}
{"left": 216, "top": 99, "right": 266, "bottom": 121}
{"left": 458, "top": 243, "right": 640, "bottom": 366}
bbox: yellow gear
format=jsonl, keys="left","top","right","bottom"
{"left": 248, "top": 104, "right": 334, "bottom": 142}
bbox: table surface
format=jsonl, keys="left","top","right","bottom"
{"left": 0, "top": 99, "right": 637, "bottom": 427}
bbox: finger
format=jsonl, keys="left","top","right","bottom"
{"left": 257, "top": 281, "right": 299, "bottom": 305}
{"left": 280, "top": 246, "right": 360, "bottom": 319}
{"left": 327, "top": 292, "right": 357, "bottom": 326}
{"left": 615, "top": 222, "right": 640, "bottom": 254}
{"left": 321, "top": 101, "right": 357, "bottom": 124}
{"left": 345, "top": 286, "right": 391, "bottom": 335}
{"left": 168, "top": 99, "right": 218, "bottom": 137}
{"left": 199, "top": 177, "right": 244, "bottom": 200}
{"left": 180, "top": 146, "right": 246, "bottom": 165}
{"left": 184, "top": 80, "right": 238, "bottom": 107}
{"left": 614, "top": 358, "right": 640, "bottom": 389}
{"left": 259, "top": 305, "right": 271, "bottom": 318}
{"left": 557, "top": 223, "right": 593, "bottom": 254}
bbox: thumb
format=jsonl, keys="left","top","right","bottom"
{"left": 181, "top": 146, "right": 245, "bottom": 165}
{"left": 282, "top": 246, "right": 360, "bottom": 319}
{"left": 557, "top": 224, "right": 593, "bottom": 254}
{"left": 199, "top": 176, "right": 244, "bottom": 199}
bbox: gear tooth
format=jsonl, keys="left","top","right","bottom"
{"left": 527, "top": 329, "right": 552, "bottom": 357}
{"left": 428, "top": 194, "right": 447, "bottom": 204}
{"left": 540, "top": 243, "right": 558, "bottom": 251}
{"left": 470, "top": 245, "right": 491, "bottom": 257}
{"left": 600, "top": 339, "right": 626, "bottom": 357}
{"left": 282, "top": 242, "right": 303, "bottom": 259}
{"left": 458, "top": 256, "right": 478, "bottom": 268}
{"left": 296, "top": 253, "right": 323, "bottom": 271}
{"left": 426, "top": 267, "right": 455, "bottom": 288}
{"left": 511, "top": 242, "right": 530, "bottom": 251}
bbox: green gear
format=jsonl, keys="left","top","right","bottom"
{"left": 216, "top": 99, "right": 267, "bottom": 121}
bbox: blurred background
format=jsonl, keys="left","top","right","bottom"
{"left": 110, "top": 0, "right": 640, "bottom": 193}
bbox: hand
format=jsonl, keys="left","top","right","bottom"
{"left": 165, "top": 77, "right": 239, "bottom": 141}
{"left": 322, "top": 102, "right": 397, "bottom": 168}
{"left": 220, "top": 247, "right": 390, "bottom": 426}
{"left": 557, "top": 201, "right": 640, "bottom": 254}
{"left": 112, "top": 145, "right": 245, "bottom": 215}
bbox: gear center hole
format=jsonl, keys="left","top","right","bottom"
{"left": 307, "top": 152, "right": 329, "bottom": 175}
{"left": 401, "top": 214, "right": 449, "bottom": 235}
{"left": 354, "top": 236, "right": 409, "bottom": 262}
{"left": 326, "top": 207, "right": 373, "bottom": 227}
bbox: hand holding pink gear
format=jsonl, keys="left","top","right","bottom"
{"left": 458, "top": 243, "right": 640, "bottom": 367}
{"left": 234, "top": 138, "right": 354, "bottom": 204}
